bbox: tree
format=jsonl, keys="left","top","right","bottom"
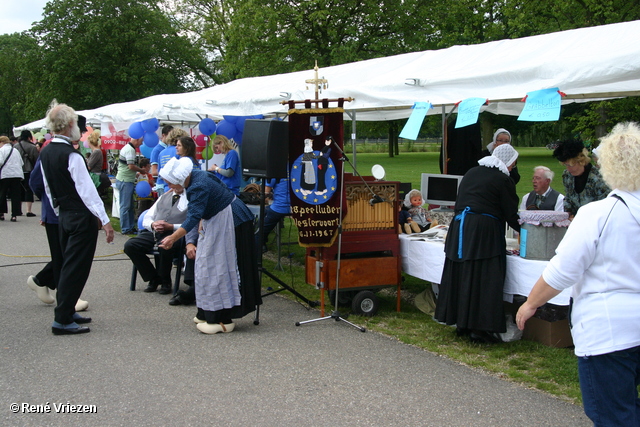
{"left": 165, "top": 0, "right": 238, "bottom": 84}
{"left": 30, "top": 0, "right": 214, "bottom": 111}
{"left": 219, "top": 0, "right": 435, "bottom": 79}
{"left": 0, "top": 33, "right": 46, "bottom": 133}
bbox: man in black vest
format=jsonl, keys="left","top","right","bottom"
{"left": 39, "top": 101, "right": 115, "bottom": 335}
{"left": 519, "top": 166, "right": 565, "bottom": 211}
{"left": 123, "top": 186, "right": 188, "bottom": 295}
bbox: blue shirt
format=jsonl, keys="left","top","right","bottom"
{"left": 151, "top": 141, "right": 167, "bottom": 187}
{"left": 158, "top": 145, "right": 178, "bottom": 192}
{"left": 215, "top": 149, "right": 241, "bottom": 195}
{"left": 267, "top": 177, "right": 291, "bottom": 215}
{"left": 29, "top": 158, "right": 58, "bottom": 225}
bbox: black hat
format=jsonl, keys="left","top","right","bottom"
{"left": 77, "top": 115, "right": 87, "bottom": 133}
{"left": 552, "top": 138, "right": 585, "bottom": 162}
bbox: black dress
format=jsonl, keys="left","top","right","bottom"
{"left": 434, "top": 165, "right": 520, "bottom": 333}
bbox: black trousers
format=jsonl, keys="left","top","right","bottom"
{"left": 0, "top": 177, "right": 22, "bottom": 217}
{"left": 123, "top": 229, "right": 178, "bottom": 285}
{"left": 54, "top": 210, "right": 99, "bottom": 325}
{"left": 35, "top": 222, "right": 63, "bottom": 290}
{"left": 21, "top": 172, "right": 34, "bottom": 203}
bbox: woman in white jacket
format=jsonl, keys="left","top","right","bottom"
{"left": 0, "top": 136, "right": 24, "bottom": 221}
{"left": 516, "top": 122, "right": 640, "bottom": 426}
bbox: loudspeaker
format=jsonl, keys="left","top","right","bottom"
{"left": 241, "top": 119, "right": 289, "bottom": 178}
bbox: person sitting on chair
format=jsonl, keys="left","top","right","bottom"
{"left": 519, "top": 166, "right": 565, "bottom": 211}
{"left": 123, "top": 183, "right": 188, "bottom": 295}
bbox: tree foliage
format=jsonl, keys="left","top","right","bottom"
{"left": 2, "top": 0, "right": 640, "bottom": 136}
{"left": 0, "top": 33, "right": 44, "bottom": 134}
{"left": 29, "top": 0, "right": 213, "bottom": 111}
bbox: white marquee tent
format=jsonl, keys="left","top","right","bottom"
{"left": 14, "top": 19, "right": 640, "bottom": 132}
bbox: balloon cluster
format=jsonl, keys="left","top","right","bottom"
{"left": 196, "top": 115, "right": 264, "bottom": 160}
{"left": 129, "top": 118, "right": 160, "bottom": 159}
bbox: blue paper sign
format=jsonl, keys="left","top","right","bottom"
{"left": 518, "top": 88, "right": 561, "bottom": 122}
{"left": 455, "top": 97, "right": 486, "bottom": 128}
{"left": 519, "top": 228, "right": 528, "bottom": 258}
{"left": 399, "top": 102, "right": 432, "bottom": 140}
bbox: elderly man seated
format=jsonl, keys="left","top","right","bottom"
{"left": 124, "top": 180, "right": 188, "bottom": 294}
{"left": 519, "top": 166, "right": 565, "bottom": 211}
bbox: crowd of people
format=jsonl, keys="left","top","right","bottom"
{"left": 5, "top": 105, "right": 640, "bottom": 424}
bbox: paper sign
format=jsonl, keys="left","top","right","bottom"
{"left": 518, "top": 88, "right": 561, "bottom": 122}
{"left": 399, "top": 102, "right": 432, "bottom": 140}
{"left": 455, "top": 97, "right": 486, "bottom": 128}
{"left": 519, "top": 228, "right": 528, "bottom": 258}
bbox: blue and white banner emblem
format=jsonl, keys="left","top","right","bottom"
{"left": 310, "top": 116, "right": 324, "bottom": 135}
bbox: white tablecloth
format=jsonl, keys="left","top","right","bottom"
{"left": 399, "top": 234, "right": 571, "bottom": 306}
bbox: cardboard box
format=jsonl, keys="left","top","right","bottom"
{"left": 522, "top": 316, "right": 573, "bottom": 348}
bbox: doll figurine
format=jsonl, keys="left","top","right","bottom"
{"left": 403, "top": 189, "right": 431, "bottom": 233}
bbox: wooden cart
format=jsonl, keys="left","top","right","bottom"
{"left": 305, "top": 175, "right": 402, "bottom": 316}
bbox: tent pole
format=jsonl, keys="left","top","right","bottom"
{"left": 442, "top": 104, "right": 459, "bottom": 175}
{"left": 442, "top": 106, "right": 447, "bottom": 174}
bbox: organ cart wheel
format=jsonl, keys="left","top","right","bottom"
{"left": 351, "top": 291, "right": 379, "bottom": 317}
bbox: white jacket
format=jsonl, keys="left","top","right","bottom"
{"left": 0, "top": 144, "right": 24, "bottom": 180}
{"left": 543, "top": 189, "right": 640, "bottom": 356}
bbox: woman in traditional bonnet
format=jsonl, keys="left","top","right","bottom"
{"left": 435, "top": 144, "right": 521, "bottom": 343}
{"left": 552, "top": 138, "right": 610, "bottom": 219}
{"left": 481, "top": 128, "right": 520, "bottom": 184}
{"left": 158, "top": 157, "right": 260, "bottom": 334}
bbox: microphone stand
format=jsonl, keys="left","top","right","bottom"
{"left": 295, "top": 137, "right": 372, "bottom": 332}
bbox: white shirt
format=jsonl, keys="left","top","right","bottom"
{"left": 542, "top": 189, "right": 640, "bottom": 356}
{"left": 0, "top": 144, "right": 24, "bottom": 179}
{"left": 41, "top": 137, "right": 110, "bottom": 226}
{"left": 519, "top": 186, "right": 565, "bottom": 211}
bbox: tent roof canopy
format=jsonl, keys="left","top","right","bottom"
{"left": 15, "top": 19, "right": 640, "bottom": 132}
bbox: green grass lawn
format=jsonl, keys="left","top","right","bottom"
{"left": 261, "top": 147, "right": 582, "bottom": 406}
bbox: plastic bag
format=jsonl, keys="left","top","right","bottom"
{"left": 499, "top": 314, "right": 523, "bottom": 342}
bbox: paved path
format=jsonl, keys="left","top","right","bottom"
{"left": 0, "top": 201, "right": 589, "bottom": 426}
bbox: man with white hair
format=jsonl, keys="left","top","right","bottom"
{"left": 39, "top": 101, "right": 115, "bottom": 335}
{"left": 123, "top": 174, "right": 188, "bottom": 295}
{"left": 519, "top": 166, "right": 565, "bottom": 211}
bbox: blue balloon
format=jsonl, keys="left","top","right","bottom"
{"left": 143, "top": 131, "right": 159, "bottom": 148}
{"left": 223, "top": 115, "right": 239, "bottom": 124}
{"left": 140, "top": 143, "right": 153, "bottom": 159}
{"left": 135, "top": 181, "right": 151, "bottom": 198}
{"left": 235, "top": 117, "right": 247, "bottom": 133}
{"left": 138, "top": 209, "right": 149, "bottom": 231}
{"left": 128, "top": 122, "right": 144, "bottom": 139}
{"left": 199, "top": 118, "right": 217, "bottom": 136}
{"left": 141, "top": 118, "right": 159, "bottom": 133}
{"left": 234, "top": 131, "right": 243, "bottom": 144}
{"left": 216, "top": 120, "right": 236, "bottom": 140}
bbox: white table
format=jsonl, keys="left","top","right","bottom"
{"left": 399, "top": 234, "right": 571, "bottom": 306}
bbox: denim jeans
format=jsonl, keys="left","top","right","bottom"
{"left": 116, "top": 180, "right": 135, "bottom": 234}
{"left": 578, "top": 345, "right": 640, "bottom": 426}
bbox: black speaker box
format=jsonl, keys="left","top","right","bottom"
{"left": 241, "top": 119, "right": 289, "bottom": 178}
